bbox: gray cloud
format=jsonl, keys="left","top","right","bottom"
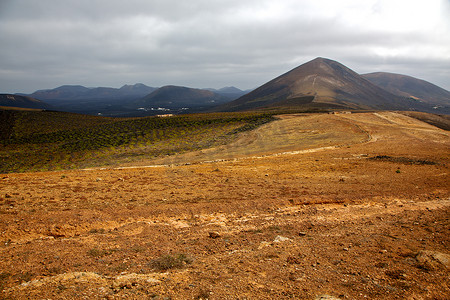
{"left": 1, "top": 0, "right": 449, "bottom": 93}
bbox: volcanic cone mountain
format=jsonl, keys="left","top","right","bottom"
{"left": 217, "top": 57, "right": 416, "bottom": 112}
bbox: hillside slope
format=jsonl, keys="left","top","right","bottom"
{"left": 1, "top": 112, "right": 449, "bottom": 299}
{"left": 0, "top": 109, "right": 274, "bottom": 173}
{"left": 363, "top": 72, "right": 450, "bottom": 107}
{"left": 0, "top": 94, "right": 51, "bottom": 110}
{"left": 217, "top": 58, "right": 405, "bottom": 111}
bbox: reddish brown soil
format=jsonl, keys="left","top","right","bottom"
{"left": 1, "top": 112, "right": 449, "bottom": 299}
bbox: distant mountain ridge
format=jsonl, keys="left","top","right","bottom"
{"left": 134, "top": 85, "right": 230, "bottom": 109}
{"left": 362, "top": 72, "right": 450, "bottom": 107}
{"left": 10, "top": 59, "right": 450, "bottom": 115}
{"left": 204, "top": 86, "right": 248, "bottom": 101}
{"left": 20, "top": 84, "right": 245, "bottom": 116}
{"left": 29, "top": 83, "right": 157, "bottom": 101}
{"left": 27, "top": 84, "right": 246, "bottom": 103}
{"left": 215, "top": 57, "right": 449, "bottom": 113}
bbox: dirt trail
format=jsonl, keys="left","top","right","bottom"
{"left": 1, "top": 112, "right": 449, "bottom": 299}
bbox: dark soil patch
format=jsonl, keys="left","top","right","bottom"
{"left": 369, "top": 155, "right": 438, "bottom": 165}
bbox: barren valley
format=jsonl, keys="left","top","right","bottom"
{"left": 1, "top": 112, "right": 449, "bottom": 299}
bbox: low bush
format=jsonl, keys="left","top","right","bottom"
{"left": 148, "top": 253, "right": 194, "bottom": 271}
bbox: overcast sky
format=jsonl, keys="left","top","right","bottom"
{"left": 1, "top": 0, "right": 449, "bottom": 94}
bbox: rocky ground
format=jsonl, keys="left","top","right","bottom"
{"left": 0, "top": 112, "right": 449, "bottom": 299}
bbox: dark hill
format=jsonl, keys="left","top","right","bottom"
{"left": 30, "top": 85, "right": 91, "bottom": 100}
{"left": 0, "top": 94, "right": 51, "bottom": 110}
{"left": 218, "top": 86, "right": 244, "bottom": 94}
{"left": 215, "top": 57, "right": 441, "bottom": 113}
{"left": 29, "top": 84, "right": 156, "bottom": 101}
{"left": 362, "top": 72, "right": 450, "bottom": 108}
{"left": 205, "top": 87, "right": 247, "bottom": 100}
{"left": 25, "top": 84, "right": 157, "bottom": 117}
{"left": 134, "top": 85, "right": 229, "bottom": 110}
{"left": 118, "top": 83, "right": 157, "bottom": 97}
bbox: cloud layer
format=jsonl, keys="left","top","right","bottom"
{"left": 1, "top": 0, "right": 449, "bottom": 93}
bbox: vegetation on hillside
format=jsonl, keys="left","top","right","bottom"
{"left": 0, "top": 109, "right": 274, "bottom": 173}
{"left": 398, "top": 111, "right": 450, "bottom": 131}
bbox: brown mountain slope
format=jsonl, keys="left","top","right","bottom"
{"left": 363, "top": 72, "right": 450, "bottom": 107}
{"left": 0, "top": 94, "right": 51, "bottom": 110}
{"left": 215, "top": 58, "right": 429, "bottom": 112}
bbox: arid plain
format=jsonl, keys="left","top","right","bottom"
{"left": 1, "top": 112, "right": 449, "bottom": 299}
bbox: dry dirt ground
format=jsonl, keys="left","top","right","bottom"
{"left": 1, "top": 112, "right": 449, "bottom": 299}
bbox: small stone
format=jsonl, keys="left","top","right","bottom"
{"left": 273, "top": 235, "right": 291, "bottom": 243}
{"left": 315, "top": 295, "right": 342, "bottom": 300}
{"left": 385, "top": 269, "right": 407, "bottom": 280}
{"left": 112, "top": 273, "right": 160, "bottom": 290}
{"left": 209, "top": 231, "right": 221, "bottom": 239}
{"left": 298, "top": 232, "right": 307, "bottom": 236}
{"left": 416, "top": 250, "right": 450, "bottom": 270}
{"left": 287, "top": 256, "right": 302, "bottom": 264}
{"left": 258, "top": 241, "right": 271, "bottom": 249}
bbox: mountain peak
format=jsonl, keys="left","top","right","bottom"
{"left": 120, "top": 83, "right": 149, "bottom": 89}
{"left": 216, "top": 57, "right": 405, "bottom": 112}
{"left": 302, "top": 57, "right": 341, "bottom": 68}
{"left": 218, "top": 86, "right": 243, "bottom": 93}
{"left": 310, "top": 57, "right": 334, "bottom": 63}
